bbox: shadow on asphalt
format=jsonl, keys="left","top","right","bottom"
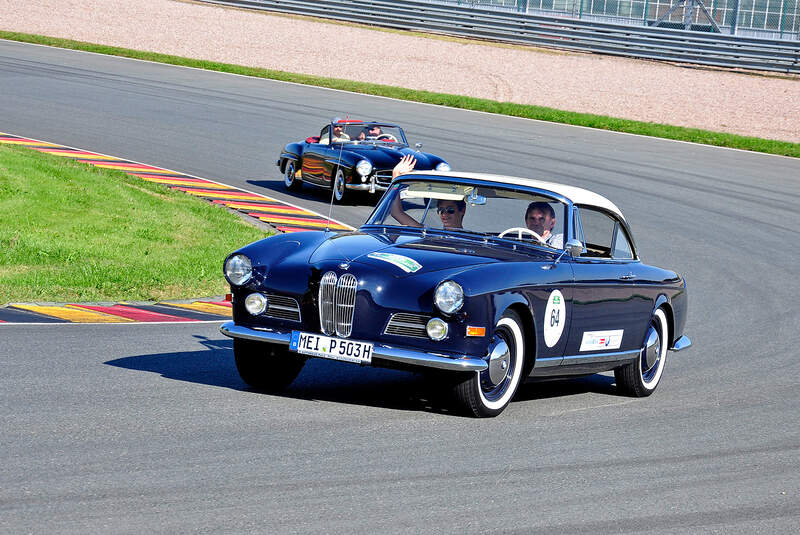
{"left": 105, "top": 335, "right": 622, "bottom": 415}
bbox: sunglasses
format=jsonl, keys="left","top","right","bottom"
{"left": 437, "top": 207, "right": 457, "bottom": 215}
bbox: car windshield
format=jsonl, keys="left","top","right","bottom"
{"left": 323, "top": 123, "right": 407, "bottom": 146}
{"left": 366, "top": 180, "right": 568, "bottom": 249}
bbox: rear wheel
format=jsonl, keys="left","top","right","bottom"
{"left": 234, "top": 339, "right": 306, "bottom": 392}
{"left": 283, "top": 160, "right": 302, "bottom": 191}
{"left": 615, "top": 308, "right": 668, "bottom": 397}
{"left": 454, "top": 310, "right": 525, "bottom": 417}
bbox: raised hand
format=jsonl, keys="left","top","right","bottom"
{"left": 392, "top": 154, "right": 417, "bottom": 179}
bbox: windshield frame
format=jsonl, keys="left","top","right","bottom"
{"left": 325, "top": 121, "right": 408, "bottom": 146}
{"left": 362, "top": 175, "right": 573, "bottom": 251}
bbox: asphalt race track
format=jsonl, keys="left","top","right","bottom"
{"left": 1, "top": 40, "right": 799, "bottom": 533}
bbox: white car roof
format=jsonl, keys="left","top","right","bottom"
{"left": 403, "top": 171, "right": 625, "bottom": 221}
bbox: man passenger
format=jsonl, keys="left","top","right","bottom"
{"left": 525, "top": 201, "right": 563, "bottom": 249}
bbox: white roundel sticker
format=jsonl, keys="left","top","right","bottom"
{"left": 543, "top": 289, "right": 566, "bottom": 348}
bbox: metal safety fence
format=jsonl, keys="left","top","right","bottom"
{"left": 200, "top": 0, "right": 800, "bottom": 72}
{"left": 438, "top": 0, "right": 799, "bottom": 40}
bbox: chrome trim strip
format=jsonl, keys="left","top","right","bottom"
{"left": 269, "top": 304, "right": 299, "bottom": 313}
{"left": 534, "top": 356, "right": 563, "bottom": 368}
{"left": 671, "top": 335, "right": 692, "bottom": 351}
{"left": 560, "top": 349, "right": 640, "bottom": 365}
{"left": 219, "top": 322, "right": 487, "bottom": 372}
{"left": 346, "top": 183, "right": 389, "bottom": 192}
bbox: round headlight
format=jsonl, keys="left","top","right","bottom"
{"left": 224, "top": 254, "right": 252, "bottom": 286}
{"left": 434, "top": 281, "right": 463, "bottom": 315}
{"left": 356, "top": 159, "right": 373, "bottom": 176}
{"left": 244, "top": 293, "right": 268, "bottom": 315}
{"left": 435, "top": 162, "right": 451, "bottom": 172}
{"left": 426, "top": 318, "right": 449, "bottom": 341}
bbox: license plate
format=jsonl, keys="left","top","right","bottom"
{"left": 290, "top": 331, "right": 373, "bottom": 364}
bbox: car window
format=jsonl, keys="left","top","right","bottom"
{"left": 318, "top": 125, "right": 330, "bottom": 145}
{"left": 576, "top": 206, "right": 633, "bottom": 260}
{"left": 611, "top": 224, "right": 634, "bottom": 259}
{"left": 366, "top": 181, "right": 567, "bottom": 249}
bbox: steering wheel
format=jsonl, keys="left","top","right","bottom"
{"left": 376, "top": 134, "right": 397, "bottom": 142}
{"left": 498, "top": 227, "right": 545, "bottom": 243}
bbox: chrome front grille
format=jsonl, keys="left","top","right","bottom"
{"left": 384, "top": 313, "right": 430, "bottom": 338}
{"left": 375, "top": 170, "right": 393, "bottom": 186}
{"left": 335, "top": 274, "right": 357, "bottom": 338}
{"left": 318, "top": 271, "right": 358, "bottom": 338}
{"left": 319, "top": 271, "right": 337, "bottom": 335}
{"left": 264, "top": 294, "right": 301, "bottom": 322}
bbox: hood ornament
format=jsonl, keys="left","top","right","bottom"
{"left": 339, "top": 262, "right": 350, "bottom": 270}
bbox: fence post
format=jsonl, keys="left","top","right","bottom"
{"left": 579, "top": 0, "right": 584, "bottom": 18}
{"left": 729, "top": 0, "right": 739, "bottom": 35}
{"left": 643, "top": 0, "right": 650, "bottom": 25}
{"left": 778, "top": 0, "right": 785, "bottom": 37}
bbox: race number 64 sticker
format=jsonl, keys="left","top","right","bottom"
{"left": 543, "top": 289, "right": 566, "bottom": 347}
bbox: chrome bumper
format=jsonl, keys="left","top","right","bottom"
{"left": 219, "top": 321, "right": 487, "bottom": 372}
{"left": 345, "top": 182, "right": 389, "bottom": 192}
{"left": 670, "top": 335, "right": 692, "bottom": 351}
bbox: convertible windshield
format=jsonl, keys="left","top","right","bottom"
{"left": 320, "top": 122, "right": 407, "bottom": 146}
{"left": 366, "top": 180, "right": 568, "bottom": 249}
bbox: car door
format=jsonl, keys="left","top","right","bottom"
{"left": 564, "top": 206, "right": 651, "bottom": 357}
{"left": 301, "top": 126, "right": 333, "bottom": 186}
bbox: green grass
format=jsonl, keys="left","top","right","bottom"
{"left": 0, "top": 143, "right": 268, "bottom": 303}
{"left": 1, "top": 31, "right": 798, "bottom": 158}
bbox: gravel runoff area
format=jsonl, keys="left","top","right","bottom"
{"left": 2, "top": 0, "right": 798, "bottom": 143}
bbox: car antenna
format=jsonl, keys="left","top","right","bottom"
{"left": 326, "top": 115, "right": 349, "bottom": 233}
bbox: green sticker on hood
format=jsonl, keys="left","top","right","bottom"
{"left": 367, "top": 252, "right": 422, "bottom": 273}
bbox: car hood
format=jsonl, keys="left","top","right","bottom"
{"left": 309, "top": 230, "right": 547, "bottom": 278}
{"left": 342, "top": 145, "right": 438, "bottom": 169}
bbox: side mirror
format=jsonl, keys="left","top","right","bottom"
{"left": 414, "top": 143, "right": 423, "bottom": 151}
{"left": 566, "top": 239, "right": 584, "bottom": 257}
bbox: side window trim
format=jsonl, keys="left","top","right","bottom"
{"left": 610, "top": 221, "right": 620, "bottom": 255}
{"left": 573, "top": 206, "right": 586, "bottom": 252}
{"left": 574, "top": 205, "right": 637, "bottom": 262}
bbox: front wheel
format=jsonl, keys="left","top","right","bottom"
{"left": 283, "top": 160, "right": 302, "bottom": 191}
{"left": 453, "top": 310, "right": 526, "bottom": 417}
{"left": 233, "top": 339, "right": 306, "bottom": 392}
{"left": 615, "top": 308, "right": 668, "bottom": 397}
{"left": 332, "top": 168, "right": 347, "bottom": 204}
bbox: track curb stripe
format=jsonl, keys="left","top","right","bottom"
{"left": 0, "top": 130, "right": 356, "bottom": 323}
{"left": 10, "top": 304, "right": 135, "bottom": 323}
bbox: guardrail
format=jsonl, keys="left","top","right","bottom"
{"left": 200, "top": 0, "right": 800, "bottom": 73}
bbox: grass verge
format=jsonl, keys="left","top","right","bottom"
{"left": 0, "top": 142, "right": 268, "bottom": 303}
{"left": 1, "top": 31, "right": 798, "bottom": 158}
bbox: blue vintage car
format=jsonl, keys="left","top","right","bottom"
{"left": 276, "top": 119, "right": 450, "bottom": 203}
{"left": 220, "top": 171, "right": 691, "bottom": 417}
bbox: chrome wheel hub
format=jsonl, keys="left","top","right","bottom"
{"left": 643, "top": 326, "right": 660, "bottom": 372}
{"left": 284, "top": 163, "right": 294, "bottom": 186}
{"left": 487, "top": 338, "right": 511, "bottom": 386}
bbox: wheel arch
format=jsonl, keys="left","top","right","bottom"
{"left": 279, "top": 155, "right": 299, "bottom": 174}
{"left": 491, "top": 294, "right": 537, "bottom": 378}
{"left": 653, "top": 294, "right": 675, "bottom": 348}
